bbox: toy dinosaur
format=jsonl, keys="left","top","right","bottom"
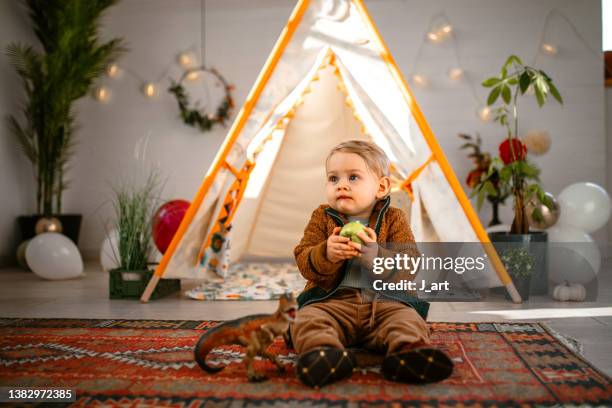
{"left": 194, "top": 292, "right": 297, "bottom": 382}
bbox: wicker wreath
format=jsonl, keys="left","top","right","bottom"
{"left": 168, "top": 66, "right": 235, "bottom": 132}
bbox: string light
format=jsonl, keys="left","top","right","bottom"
{"left": 478, "top": 106, "right": 492, "bottom": 122}
{"left": 95, "top": 7, "right": 591, "bottom": 109}
{"left": 409, "top": 8, "right": 591, "bottom": 121}
{"left": 412, "top": 74, "right": 428, "bottom": 87}
{"left": 178, "top": 52, "right": 195, "bottom": 68}
{"left": 186, "top": 70, "right": 201, "bottom": 81}
{"left": 94, "top": 86, "right": 110, "bottom": 103}
{"left": 427, "top": 23, "right": 453, "bottom": 43}
{"left": 448, "top": 67, "right": 464, "bottom": 81}
{"left": 143, "top": 82, "right": 156, "bottom": 98}
{"left": 541, "top": 43, "right": 558, "bottom": 55}
{"left": 427, "top": 31, "right": 441, "bottom": 43}
{"left": 106, "top": 63, "right": 119, "bottom": 78}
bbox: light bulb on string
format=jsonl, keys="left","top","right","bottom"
{"left": 427, "top": 31, "right": 441, "bottom": 43}
{"left": 478, "top": 106, "right": 492, "bottom": 122}
{"left": 94, "top": 86, "right": 110, "bottom": 103}
{"left": 541, "top": 43, "right": 558, "bottom": 55}
{"left": 427, "top": 22, "right": 453, "bottom": 43}
{"left": 178, "top": 52, "right": 195, "bottom": 68}
{"left": 106, "top": 63, "right": 119, "bottom": 78}
{"left": 448, "top": 68, "right": 464, "bottom": 81}
{"left": 143, "top": 82, "right": 156, "bottom": 98}
{"left": 411, "top": 74, "right": 428, "bottom": 88}
{"left": 186, "top": 70, "right": 201, "bottom": 81}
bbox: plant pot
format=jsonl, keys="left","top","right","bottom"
{"left": 109, "top": 268, "right": 180, "bottom": 300}
{"left": 489, "top": 231, "right": 548, "bottom": 296}
{"left": 17, "top": 214, "right": 82, "bottom": 245}
{"left": 508, "top": 275, "right": 531, "bottom": 301}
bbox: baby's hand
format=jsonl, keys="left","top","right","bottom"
{"left": 348, "top": 227, "right": 378, "bottom": 263}
{"left": 327, "top": 227, "right": 360, "bottom": 263}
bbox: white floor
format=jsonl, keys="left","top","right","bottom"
{"left": 1, "top": 261, "right": 611, "bottom": 377}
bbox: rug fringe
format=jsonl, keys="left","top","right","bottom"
{"left": 540, "top": 322, "right": 583, "bottom": 355}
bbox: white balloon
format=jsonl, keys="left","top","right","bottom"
{"left": 26, "top": 233, "right": 83, "bottom": 280}
{"left": 100, "top": 229, "right": 120, "bottom": 272}
{"left": 547, "top": 225, "right": 600, "bottom": 284}
{"left": 557, "top": 182, "right": 611, "bottom": 233}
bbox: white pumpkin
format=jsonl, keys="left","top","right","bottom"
{"left": 553, "top": 281, "right": 586, "bottom": 302}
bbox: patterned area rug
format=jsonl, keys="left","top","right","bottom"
{"left": 0, "top": 318, "right": 611, "bottom": 407}
{"left": 185, "top": 262, "right": 306, "bottom": 300}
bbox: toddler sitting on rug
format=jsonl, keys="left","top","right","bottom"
{"left": 290, "top": 140, "right": 453, "bottom": 388}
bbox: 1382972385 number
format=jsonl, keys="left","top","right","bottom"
{"left": 0, "top": 388, "right": 75, "bottom": 402}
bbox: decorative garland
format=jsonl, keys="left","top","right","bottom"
{"left": 168, "top": 66, "right": 235, "bottom": 132}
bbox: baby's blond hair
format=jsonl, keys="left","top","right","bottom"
{"left": 326, "top": 140, "right": 390, "bottom": 178}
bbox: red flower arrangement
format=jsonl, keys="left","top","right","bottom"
{"left": 460, "top": 133, "right": 511, "bottom": 226}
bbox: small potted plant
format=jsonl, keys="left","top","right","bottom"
{"left": 6, "top": 0, "right": 125, "bottom": 244}
{"left": 500, "top": 247, "right": 534, "bottom": 300}
{"left": 108, "top": 173, "right": 180, "bottom": 300}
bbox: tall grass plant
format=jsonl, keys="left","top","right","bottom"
{"left": 111, "top": 172, "right": 160, "bottom": 271}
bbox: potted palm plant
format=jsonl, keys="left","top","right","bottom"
{"left": 474, "top": 55, "right": 563, "bottom": 296}
{"left": 6, "top": 0, "right": 125, "bottom": 244}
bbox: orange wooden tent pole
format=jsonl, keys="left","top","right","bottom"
{"left": 353, "top": 0, "right": 520, "bottom": 303}
{"left": 140, "top": 0, "right": 311, "bottom": 302}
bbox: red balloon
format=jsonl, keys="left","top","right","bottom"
{"left": 152, "top": 200, "right": 190, "bottom": 254}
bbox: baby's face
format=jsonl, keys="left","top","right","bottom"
{"left": 326, "top": 152, "right": 388, "bottom": 218}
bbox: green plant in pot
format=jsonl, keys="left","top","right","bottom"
{"left": 108, "top": 173, "right": 180, "bottom": 300}
{"left": 6, "top": 0, "right": 126, "bottom": 244}
{"left": 477, "top": 55, "right": 562, "bottom": 234}
{"left": 474, "top": 55, "right": 563, "bottom": 296}
{"left": 500, "top": 247, "right": 534, "bottom": 300}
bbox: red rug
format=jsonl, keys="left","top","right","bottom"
{"left": 0, "top": 318, "right": 610, "bottom": 407}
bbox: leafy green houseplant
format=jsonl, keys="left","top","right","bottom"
{"left": 500, "top": 247, "right": 534, "bottom": 300}
{"left": 108, "top": 173, "right": 180, "bottom": 300}
{"left": 6, "top": 0, "right": 125, "bottom": 242}
{"left": 475, "top": 55, "right": 562, "bottom": 235}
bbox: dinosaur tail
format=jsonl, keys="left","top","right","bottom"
{"left": 194, "top": 326, "right": 226, "bottom": 373}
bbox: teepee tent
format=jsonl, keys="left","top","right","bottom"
{"left": 141, "top": 0, "right": 520, "bottom": 303}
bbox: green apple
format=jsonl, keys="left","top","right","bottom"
{"left": 340, "top": 221, "right": 366, "bottom": 244}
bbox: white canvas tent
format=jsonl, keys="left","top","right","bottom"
{"left": 141, "top": 0, "right": 520, "bottom": 303}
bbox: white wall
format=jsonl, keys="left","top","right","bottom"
{"left": 0, "top": 0, "right": 606, "bottom": 263}
{"left": 0, "top": 1, "right": 37, "bottom": 265}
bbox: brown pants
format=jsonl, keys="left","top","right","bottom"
{"left": 291, "top": 288, "right": 431, "bottom": 355}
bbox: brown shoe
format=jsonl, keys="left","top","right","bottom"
{"left": 382, "top": 347, "right": 453, "bottom": 384}
{"left": 296, "top": 347, "right": 356, "bottom": 388}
